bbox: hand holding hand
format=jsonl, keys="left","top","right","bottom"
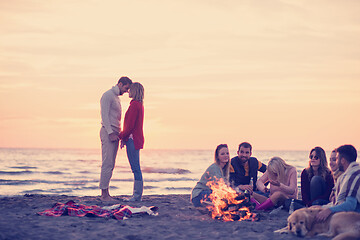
{"left": 120, "top": 140, "right": 125, "bottom": 149}
{"left": 109, "top": 132, "right": 119, "bottom": 142}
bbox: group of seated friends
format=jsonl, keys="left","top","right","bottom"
{"left": 191, "top": 142, "right": 360, "bottom": 222}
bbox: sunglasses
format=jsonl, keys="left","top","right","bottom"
{"left": 310, "top": 155, "right": 319, "bottom": 160}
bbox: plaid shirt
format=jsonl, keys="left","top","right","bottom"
{"left": 38, "top": 200, "right": 132, "bottom": 220}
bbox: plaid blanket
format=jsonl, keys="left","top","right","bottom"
{"left": 37, "top": 200, "right": 133, "bottom": 220}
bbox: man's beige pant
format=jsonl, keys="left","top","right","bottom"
{"left": 99, "top": 127, "right": 119, "bottom": 189}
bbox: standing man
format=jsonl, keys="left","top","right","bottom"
{"left": 230, "top": 142, "right": 267, "bottom": 193}
{"left": 99, "top": 76, "right": 132, "bottom": 201}
{"left": 316, "top": 144, "right": 360, "bottom": 221}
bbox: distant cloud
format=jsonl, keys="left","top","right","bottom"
{"left": 0, "top": 82, "right": 33, "bottom": 90}
{"left": 0, "top": 115, "right": 32, "bottom": 121}
{"left": 78, "top": 103, "right": 99, "bottom": 111}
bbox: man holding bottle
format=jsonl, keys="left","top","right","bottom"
{"left": 230, "top": 142, "right": 267, "bottom": 193}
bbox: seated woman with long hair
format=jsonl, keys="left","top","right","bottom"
{"left": 190, "top": 144, "right": 231, "bottom": 207}
{"left": 301, "top": 146, "right": 334, "bottom": 206}
{"left": 253, "top": 156, "right": 298, "bottom": 210}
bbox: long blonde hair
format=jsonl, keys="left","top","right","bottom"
{"left": 267, "top": 156, "right": 294, "bottom": 184}
{"left": 214, "top": 144, "right": 230, "bottom": 183}
{"left": 130, "top": 82, "right": 144, "bottom": 103}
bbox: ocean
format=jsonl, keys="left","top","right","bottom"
{"left": 0, "top": 148, "right": 318, "bottom": 197}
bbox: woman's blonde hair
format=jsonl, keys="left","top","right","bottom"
{"left": 130, "top": 82, "right": 144, "bottom": 103}
{"left": 214, "top": 144, "right": 230, "bottom": 183}
{"left": 267, "top": 156, "right": 294, "bottom": 184}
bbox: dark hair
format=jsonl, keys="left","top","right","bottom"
{"left": 306, "top": 146, "right": 331, "bottom": 180}
{"left": 214, "top": 144, "right": 230, "bottom": 182}
{"left": 215, "top": 144, "right": 228, "bottom": 162}
{"left": 238, "top": 142, "right": 252, "bottom": 152}
{"left": 336, "top": 145, "right": 357, "bottom": 163}
{"left": 118, "top": 76, "right": 133, "bottom": 85}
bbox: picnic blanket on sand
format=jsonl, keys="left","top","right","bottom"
{"left": 37, "top": 200, "right": 158, "bottom": 220}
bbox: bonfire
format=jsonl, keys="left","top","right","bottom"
{"left": 204, "top": 178, "right": 257, "bottom": 222}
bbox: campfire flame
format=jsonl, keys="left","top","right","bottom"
{"left": 204, "top": 178, "right": 255, "bottom": 222}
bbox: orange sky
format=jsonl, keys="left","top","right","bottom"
{"left": 0, "top": 0, "right": 360, "bottom": 151}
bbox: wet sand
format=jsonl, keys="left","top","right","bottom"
{"left": 0, "top": 194, "right": 329, "bottom": 240}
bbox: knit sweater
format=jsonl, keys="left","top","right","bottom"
{"left": 100, "top": 85, "right": 121, "bottom": 134}
{"left": 119, "top": 100, "right": 144, "bottom": 150}
{"left": 191, "top": 163, "right": 225, "bottom": 200}
{"left": 257, "top": 166, "right": 298, "bottom": 199}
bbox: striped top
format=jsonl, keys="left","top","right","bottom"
{"left": 334, "top": 161, "right": 360, "bottom": 208}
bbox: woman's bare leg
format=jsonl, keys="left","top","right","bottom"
{"left": 252, "top": 192, "right": 268, "bottom": 204}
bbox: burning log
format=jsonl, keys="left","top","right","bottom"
{"left": 223, "top": 203, "right": 239, "bottom": 212}
{"left": 237, "top": 210, "right": 248, "bottom": 218}
{"left": 230, "top": 214, "right": 240, "bottom": 221}
{"left": 235, "top": 194, "right": 246, "bottom": 201}
{"left": 205, "top": 178, "right": 258, "bottom": 222}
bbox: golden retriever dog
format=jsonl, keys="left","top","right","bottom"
{"left": 275, "top": 206, "right": 360, "bottom": 240}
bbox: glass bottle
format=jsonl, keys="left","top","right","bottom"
{"left": 289, "top": 199, "right": 295, "bottom": 214}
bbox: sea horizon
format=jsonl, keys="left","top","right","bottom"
{"left": 0, "top": 147, "right": 350, "bottom": 197}
{"left": 0, "top": 146, "right": 315, "bottom": 152}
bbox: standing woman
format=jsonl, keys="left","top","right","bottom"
{"left": 301, "top": 146, "right": 334, "bottom": 206}
{"left": 119, "top": 82, "right": 145, "bottom": 202}
{"left": 254, "top": 157, "right": 298, "bottom": 210}
{"left": 191, "top": 144, "right": 231, "bottom": 207}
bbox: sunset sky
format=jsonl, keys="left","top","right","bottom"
{"left": 1, "top": 0, "right": 360, "bottom": 151}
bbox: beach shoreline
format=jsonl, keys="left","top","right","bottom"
{"left": 0, "top": 194, "right": 329, "bottom": 240}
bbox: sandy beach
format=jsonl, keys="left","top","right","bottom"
{"left": 0, "top": 194, "right": 331, "bottom": 240}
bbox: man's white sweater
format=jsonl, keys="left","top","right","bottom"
{"left": 100, "top": 85, "right": 121, "bottom": 134}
